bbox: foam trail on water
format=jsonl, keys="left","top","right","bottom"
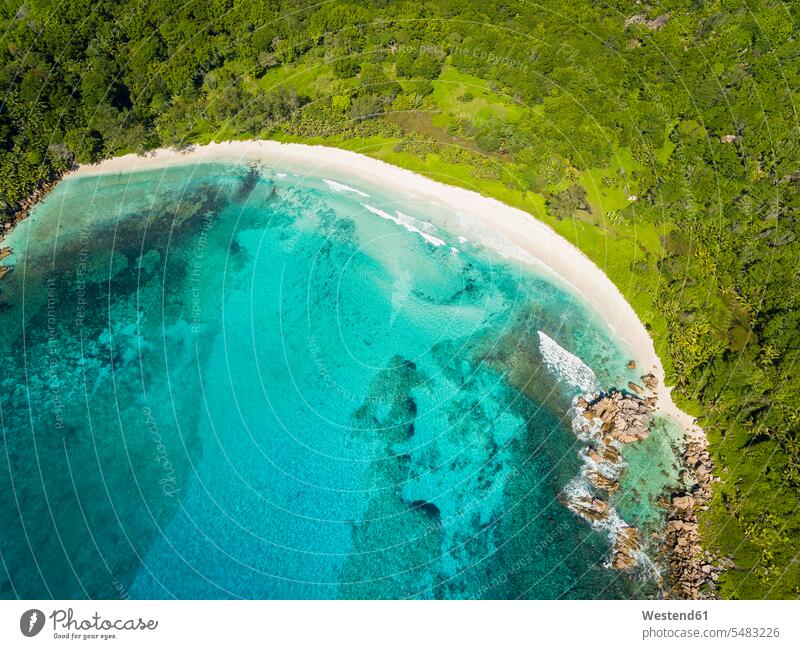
{"left": 323, "top": 178, "right": 370, "bottom": 197}
{"left": 362, "top": 204, "right": 447, "bottom": 247}
{"left": 537, "top": 331, "right": 598, "bottom": 394}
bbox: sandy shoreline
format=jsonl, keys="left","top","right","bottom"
{"left": 65, "top": 139, "right": 701, "bottom": 441}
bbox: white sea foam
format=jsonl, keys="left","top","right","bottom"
{"left": 571, "top": 405, "right": 602, "bottom": 442}
{"left": 564, "top": 381, "right": 653, "bottom": 575}
{"left": 537, "top": 331, "right": 598, "bottom": 394}
{"left": 562, "top": 476, "right": 594, "bottom": 506}
{"left": 579, "top": 446, "right": 626, "bottom": 480}
{"left": 627, "top": 547, "right": 662, "bottom": 582}
{"left": 361, "top": 204, "right": 447, "bottom": 247}
{"left": 564, "top": 431, "right": 657, "bottom": 575}
{"left": 563, "top": 479, "right": 624, "bottom": 532}
{"left": 275, "top": 172, "right": 287, "bottom": 179}
{"left": 323, "top": 178, "right": 370, "bottom": 197}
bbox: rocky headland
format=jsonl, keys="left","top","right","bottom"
{"left": 566, "top": 386, "right": 657, "bottom": 572}
{"left": 661, "top": 437, "right": 728, "bottom": 599}
{"left": 1, "top": 171, "right": 68, "bottom": 277}
{"left": 564, "top": 366, "right": 721, "bottom": 598}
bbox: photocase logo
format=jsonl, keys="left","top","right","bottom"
{"left": 15, "top": 607, "right": 159, "bottom": 640}
{"left": 20, "top": 609, "right": 45, "bottom": 637}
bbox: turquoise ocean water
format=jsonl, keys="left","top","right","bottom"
{"left": 0, "top": 162, "right": 682, "bottom": 598}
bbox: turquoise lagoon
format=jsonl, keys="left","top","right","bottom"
{"left": 0, "top": 161, "right": 682, "bottom": 598}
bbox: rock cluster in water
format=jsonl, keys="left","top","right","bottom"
{"left": 572, "top": 367, "right": 726, "bottom": 598}
{"left": 566, "top": 369, "right": 724, "bottom": 590}
{"left": 567, "top": 386, "right": 658, "bottom": 571}
{"left": 576, "top": 389, "right": 656, "bottom": 444}
{"left": 611, "top": 526, "right": 643, "bottom": 570}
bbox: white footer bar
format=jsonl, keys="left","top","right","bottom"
{"left": 1, "top": 600, "right": 798, "bottom": 648}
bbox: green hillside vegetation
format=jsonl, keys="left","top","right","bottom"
{"left": 1, "top": 0, "right": 799, "bottom": 598}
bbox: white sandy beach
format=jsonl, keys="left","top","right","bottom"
{"left": 70, "top": 139, "right": 702, "bottom": 441}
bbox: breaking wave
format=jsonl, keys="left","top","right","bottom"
{"left": 361, "top": 203, "right": 447, "bottom": 247}
{"left": 537, "top": 330, "right": 598, "bottom": 395}
{"left": 323, "top": 178, "right": 370, "bottom": 197}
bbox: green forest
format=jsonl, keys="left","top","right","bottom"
{"left": 1, "top": 0, "right": 799, "bottom": 598}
